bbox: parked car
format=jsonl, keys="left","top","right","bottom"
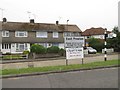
{"left": 85, "top": 47, "right": 97, "bottom": 54}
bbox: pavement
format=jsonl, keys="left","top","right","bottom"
{"left": 1, "top": 53, "right": 119, "bottom": 70}
{"left": 1, "top": 53, "right": 119, "bottom": 79}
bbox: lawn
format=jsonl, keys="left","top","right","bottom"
{"left": 0, "top": 59, "right": 119, "bottom": 76}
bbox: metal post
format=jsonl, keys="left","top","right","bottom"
{"left": 65, "top": 20, "right": 69, "bottom": 66}
{"left": 82, "top": 58, "right": 84, "bottom": 65}
{"left": 104, "top": 28, "right": 107, "bottom": 61}
{"left": 66, "top": 59, "right": 68, "bottom": 66}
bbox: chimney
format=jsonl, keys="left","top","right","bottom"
{"left": 30, "top": 19, "right": 34, "bottom": 23}
{"left": 56, "top": 21, "right": 59, "bottom": 25}
{"left": 3, "top": 18, "right": 7, "bottom": 22}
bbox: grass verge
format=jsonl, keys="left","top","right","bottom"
{"left": 1, "top": 59, "right": 119, "bottom": 76}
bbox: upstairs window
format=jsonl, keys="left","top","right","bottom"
{"left": 53, "top": 32, "right": 59, "bottom": 38}
{"left": 36, "top": 31, "right": 47, "bottom": 38}
{"left": 2, "top": 31, "right": 9, "bottom": 37}
{"left": 64, "top": 32, "right": 80, "bottom": 37}
{"left": 15, "top": 31, "right": 28, "bottom": 37}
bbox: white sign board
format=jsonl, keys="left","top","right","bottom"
{"left": 66, "top": 48, "right": 84, "bottom": 59}
{"left": 64, "top": 37, "right": 84, "bottom": 48}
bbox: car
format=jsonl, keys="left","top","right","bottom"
{"left": 86, "top": 47, "right": 97, "bottom": 54}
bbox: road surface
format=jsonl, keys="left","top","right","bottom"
{"left": 2, "top": 67, "right": 119, "bottom": 88}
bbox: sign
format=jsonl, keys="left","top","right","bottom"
{"left": 64, "top": 37, "right": 84, "bottom": 48}
{"left": 66, "top": 48, "right": 84, "bottom": 59}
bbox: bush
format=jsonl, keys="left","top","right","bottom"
{"left": 30, "top": 44, "right": 47, "bottom": 54}
{"left": 23, "top": 50, "right": 30, "bottom": 55}
{"left": 88, "top": 38, "right": 104, "bottom": 52}
{"left": 59, "top": 48, "right": 65, "bottom": 56}
{"left": 47, "top": 46, "right": 60, "bottom": 53}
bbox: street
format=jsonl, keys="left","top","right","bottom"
{"left": 2, "top": 67, "right": 119, "bottom": 88}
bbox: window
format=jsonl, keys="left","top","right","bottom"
{"left": 37, "top": 43, "right": 47, "bottom": 47}
{"left": 16, "top": 43, "right": 27, "bottom": 51}
{"left": 53, "top": 32, "right": 58, "bottom": 38}
{"left": 36, "top": 31, "right": 47, "bottom": 38}
{"left": 15, "top": 31, "right": 28, "bottom": 37}
{"left": 64, "top": 32, "right": 72, "bottom": 37}
{"left": 52, "top": 43, "right": 59, "bottom": 47}
{"left": 2, "top": 31, "right": 9, "bottom": 37}
{"left": 64, "top": 32, "right": 80, "bottom": 37}
{"left": 2, "top": 44, "right": 11, "bottom": 49}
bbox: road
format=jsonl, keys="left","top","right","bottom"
{"left": 2, "top": 67, "right": 119, "bottom": 88}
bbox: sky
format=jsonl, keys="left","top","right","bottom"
{"left": 0, "top": 0, "right": 119, "bottom": 31}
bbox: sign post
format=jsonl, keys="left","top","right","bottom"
{"left": 64, "top": 36, "right": 84, "bottom": 65}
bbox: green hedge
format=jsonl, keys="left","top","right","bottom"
{"left": 47, "top": 46, "right": 60, "bottom": 53}
{"left": 30, "top": 44, "right": 47, "bottom": 54}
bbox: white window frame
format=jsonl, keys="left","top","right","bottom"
{"left": 36, "top": 31, "right": 48, "bottom": 38}
{"left": 16, "top": 43, "right": 27, "bottom": 51}
{"left": 53, "top": 32, "right": 59, "bottom": 38}
{"left": 15, "top": 31, "right": 28, "bottom": 37}
{"left": 2, "top": 31, "right": 9, "bottom": 37}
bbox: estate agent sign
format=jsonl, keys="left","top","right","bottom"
{"left": 64, "top": 37, "right": 84, "bottom": 59}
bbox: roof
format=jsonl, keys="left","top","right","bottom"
{"left": 2, "top": 22, "right": 82, "bottom": 32}
{"left": 81, "top": 27, "right": 111, "bottom": 36}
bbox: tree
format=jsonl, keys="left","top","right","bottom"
{"left": 112, "top": 26, "right": 119, "bottom": 34}
{"left": 107, "top": 26, "right": 120, "bottom": 52}
{"left": 88, "top": 37, "right": 104, "bottom": 52}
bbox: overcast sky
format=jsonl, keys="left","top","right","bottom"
{"left": 0, "top": 0, "right": 119, "bottom": 31}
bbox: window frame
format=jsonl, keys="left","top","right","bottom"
{"left": 36, "top": 31, "right": 48, "bottom": 38}
{"left": 15, "top": 31, "right": 28, "bottom": 37}
{"left": 53, "top": 32, "right": 59, "bottom": 38}
{"left": 2, "top": 31, "right": 9, "bottom": 37}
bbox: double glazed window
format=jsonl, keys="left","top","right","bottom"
{"left": 2, "top": 31, "right": 9, "bottom": 37}
{"left": 2, "top": 44, "right": 11, "bottom": 49}
{"left": 15, "top": 31, "right": 28, "bottom": 37}
{"left": 53, "top": 32, "right": 58, "bottom": 38}
{"left": 36, "top": 31, "right": 47, "bottom": 38}
{"left": 16, "top": 43, "right": 27, "bottom": 51}
{"left": 64, "top": 32, "right": 80, "bottom": 37}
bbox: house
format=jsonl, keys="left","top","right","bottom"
{"left": 0, "top": 18, "right": 82, "bottom": 54}
{"left": 81, "top": 27, "right": 111, "bottom": 39}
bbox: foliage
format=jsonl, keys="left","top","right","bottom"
{"left": 23, "top": 50, "right": 30, "bottom": 55}
{"left": 107, "top": 26, "right": 120, "bottom": 52}
{"left": 59, "top": 48, "right": 65, "bottom": 56}
{"left": 88, "top": 37, "right": 104, "bottom": 52}
{"left": 30, "top": 44, "right": 47, "bottom": 54}
{"left": 47, "top": 46, "right": 60, "bottom": 53}
{"left": 107, "top": 32, "right": 120, "bottom": 52}
{"left": 112, "top": 26, "right": 119, "bottom": 34}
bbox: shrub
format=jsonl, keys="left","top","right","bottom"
{"left": 30, "top": 44, "right": 47, "bottom": 54}
{"left": 47, "top": 46, "right": 60, "bottom": 53}
{"left": 23, "top": 50, "right": 30, "bottom": 55}
{"left": 59, "top": 48, "right": 65, "bottom": 56}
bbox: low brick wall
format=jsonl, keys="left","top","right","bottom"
{"left": 33, "top": 53, "right": 61, "bottom": 59}
{"left": 102, "top": 48, "right": 114, "bottom": 54}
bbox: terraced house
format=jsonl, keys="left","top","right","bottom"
{"left": 0, "top": 18, "right": 82, "bottom": 54}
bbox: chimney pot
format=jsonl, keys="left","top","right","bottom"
{"left": 3, "top": 18, "right": 7, "bottom": 22}
{"left": 30, "top": 19, "right": 34, "bottom": 23}
{"left": 56, "top": 21, "right": 59, "bottom": 25}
